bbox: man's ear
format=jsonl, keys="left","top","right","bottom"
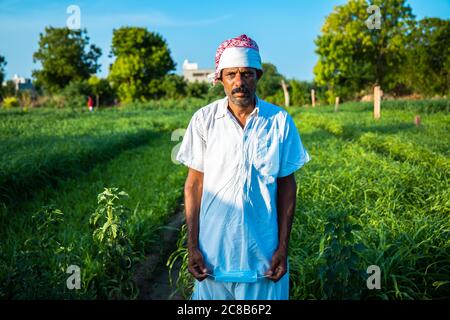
{"left": 256, "top": 69, "right": 263, "bottom": 80}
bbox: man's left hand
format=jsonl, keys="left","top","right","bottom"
{"left": 266, "top": 248, "right": 287, "bottom": 282}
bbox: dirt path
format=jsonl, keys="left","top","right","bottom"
{"left": 134, "top": 210, "right": 186, "bottom": 300}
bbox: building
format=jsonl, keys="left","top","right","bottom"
{"left": 12, "top": 74, "right": 33, "bottom": 91}
{"left": 182, "top": 59, "right": 214, "bottom": 83}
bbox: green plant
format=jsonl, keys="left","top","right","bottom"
{"left": 2, "top": 96, "right": 19, "bottom": 109}
{"left": 318, "top": 212, "right": 366, "bottom": 299}
{"left": 89, "top": 187, "right": 138, "bottom": 299}
{"left": 167, "top": 224, "right": 193, "bottom": 299}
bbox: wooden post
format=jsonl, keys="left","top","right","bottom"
{"left": 373, "top": 86, "right": 381, "bottom": 119}
{"left": 311, "top": 89, "right": 316, "bottom": 107}
{"left": 335, "top": 96, "right": 340, "bottom": 112}
{"left": 280, "top": 80, "right": 290, "bottom": 107}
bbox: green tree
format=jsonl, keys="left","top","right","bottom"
{"left": 88, "top": 76, "right": 115, "bottom": 106}
{"left": 0, "top": 55, "right": 6, "bottom": 99}
{"left": 32, "top": 27, "right": 101, "bottom": 93}
{"left": 60, "top": 80, "right": 91, "bottom": 109}
{"left": 2, "top": 80, "right": 16, "bottom": 98}
{"left": 159, "top": 74, "right": 187, "bottom": 99}
{"left": 314, "top": 0, "right": 415, "bottom": 102}
{"left": 108, "top": 27, "right": 175, "bottom": 103}
{"left": 206, "top": 82, "right": 225, "bottom": 101}
{"left": 289, "top": 80, "right": 314, "bottom": 106}
{"left": 403, "top": 18, "right": 450, "bottom": 96}
{"left": 187, "top": 81, "right": 209, "bottom": 98}
{"left": 256, "top": 63, "right": 285, "bottom": 101}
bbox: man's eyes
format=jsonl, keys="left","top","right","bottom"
{"left": 225, "top": 72, "right": 254, "bottom": 78}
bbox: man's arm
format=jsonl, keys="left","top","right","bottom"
{"left": 184, "top": 167, "right": 208, "bottom": 281}
{"left": 267, "top": 173, "right": 297, "bottom": 282}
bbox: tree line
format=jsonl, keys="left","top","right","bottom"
{"left": 314, "top": 0, "right": 449, "bottom": 103}
{"left": 0, "top": 0, "right": 448, "bottom": 108}
{"left": 0, "top": 25, "right": 313, "bottom": 108}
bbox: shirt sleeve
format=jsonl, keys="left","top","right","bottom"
{"left": 278, "top": 113, "right": 311, "bottom": 178}
{"left": 176, "top": 111, "right": 206, "bottom": 172}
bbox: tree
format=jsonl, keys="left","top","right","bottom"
{"left": 2, "top": 80, "right": 16, "bottom": 98}
{"left": 0, "top": 55, "right": 6, "bottom": 99}
{"left": 256, "top": 63, "right": 285, "bottom": 101}
{"left": 88, "top": 76, "right": 115, "bottom": 106}
{"left": 289, "top": 80, "right": 313, "bottom": 106}
{"left": 187, "top": 81, "right": 209, "bottom": 98}
{"left": 313, "top": 0, "right": 415, "bottom": 102}
{"left": 108, "top": 27, "right": 175, "bottom": 103}
{"left": 32, "top": 27, "right": 101, "bottom": 93}
{"left": 60, "top": 80, "right": 91, "bottom": 109}
{"left": 403, "top": 18, "right": 450, "bottom": 96}
{"left": 159, "top": 74, "right": 187, "bottom": 99}
{"left": 206, "top": 82, "right": 225, "bottom": 101}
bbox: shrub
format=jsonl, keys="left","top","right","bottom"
{"left": 2, "top": 96, "right": 19, "bottom": 109}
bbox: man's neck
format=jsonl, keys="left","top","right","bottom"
{"left": 227, "top": 97, "right": 256, "bottom": 118}
{"left": 227, "top": 97, "right": 257, "bottom": 128}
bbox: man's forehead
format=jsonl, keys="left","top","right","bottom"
{"left": 222, "top": 67, "right": 256, "bottom": 73}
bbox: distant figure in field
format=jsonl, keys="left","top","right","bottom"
{"left": 176, "top": 34, "right": 311, "bottom": 300}
{"left": 87, "top": 96, "right": 94, "bottom": 112}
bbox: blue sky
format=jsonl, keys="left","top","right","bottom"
{"left": 0, "top": 0, "right": 449, "bottom": 81}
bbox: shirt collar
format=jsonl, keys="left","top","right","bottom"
{"left": 214, "top": 95, "right": 262, "bottom": 119}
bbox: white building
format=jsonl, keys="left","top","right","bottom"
{"left": 12, "top": 74, "right": 33, "bottom": 91}
{"left": 182, "top": 59, "right": 214, "bottom": 83}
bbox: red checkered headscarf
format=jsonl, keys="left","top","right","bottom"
{"left": 211, "top": 34, "right": 262, "bottom": 85}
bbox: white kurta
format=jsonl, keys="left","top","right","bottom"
{"left": 176, "top": 96, "right": 311, "bottom": 277}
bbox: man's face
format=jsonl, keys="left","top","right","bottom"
{"left": 220, "top": 67, "right": 259, "bottom": 108}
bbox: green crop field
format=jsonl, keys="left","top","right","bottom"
{"left": 0, "top": 99, "right": 449, "bottom": 299}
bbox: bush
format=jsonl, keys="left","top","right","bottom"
{"left": 61, "top": 80, "right": 91, "bottom": 109}
{"left": 187, "top": 81, "right": 209, "bottom": 98}
{"left": 18, "top": 90, "right": 36, "bottom": 108}
{"left": 2, "top": 96, "right": 19, "bottom": 108}
{"left": 206, "top": 82, "right": 225, "bottom": 101}
{"left": 159, "top": 74, "right": 187, "bottom": 99}
{"left": 88, "top": 76, "right": 116, "bottom": 107}
{"left": 290, "top": 80, "right": 313, "bottom": 106}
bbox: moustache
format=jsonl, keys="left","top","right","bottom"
{"left": 231, "top": 87, "right": 250, "bottom": 95}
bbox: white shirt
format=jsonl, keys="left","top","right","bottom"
{"left": 176, "top": 96, "right": 311, "bottom": 275}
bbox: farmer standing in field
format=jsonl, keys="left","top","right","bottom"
{"left": 176, "top": 34, "right": 311, "bottom": 300}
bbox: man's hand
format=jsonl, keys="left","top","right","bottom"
{"left": 267, "top": 173, "right": 296, "bottom": 282}
{"left": 266, "top": 248, "right": 288, "bottom": 282}
{"left": 184, "top": 167, "right": 207, "bottom": 281}
{"left": 188, "top": 247, "right": 208, "bottom": 281}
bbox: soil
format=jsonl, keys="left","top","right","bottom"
{"left": 134, "top": 210, "right": 186, "bottom": 300}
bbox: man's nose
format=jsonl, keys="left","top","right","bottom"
{"left": 233, "top": 72, "right": 243, "bottom": 86}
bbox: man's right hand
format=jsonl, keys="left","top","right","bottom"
{"left": 188, "top": 247, "right": 208, "bottom": 281}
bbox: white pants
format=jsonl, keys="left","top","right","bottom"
{"left": 191, "top": 271, "right": 289, "bottom": 300}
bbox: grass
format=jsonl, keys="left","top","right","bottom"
{"left": 1, "top": 98, "right": 448, "bottom": 299}
{"left": 0, "top": 103, "right": 194, "bottom": 298}
{"left": 0, "top": 103, "right": 196, "bottom": 206}
{"left": 169, "top": 99, "right": 449, "bottom": 300}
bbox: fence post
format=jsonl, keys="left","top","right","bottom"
{"left": 281, "top": 80, "right": 290, "bottom": 107}
{"left": 311, "top": 89, "right": 316, "bottom": 107}
{"left": 374, "top": 86, "right": 381, "bottom": 120}
{"left": 335, "top": 96, "right": 340, "bottom": 112}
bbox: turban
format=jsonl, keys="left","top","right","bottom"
{"left": 209, "top": 34, "right": 262, "bottom": 85}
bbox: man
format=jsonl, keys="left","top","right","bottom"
{"left": 87, "top": 95, "right": 94, "bottom": 112}
{"left": 176, "top": 34, "right": 311, "bottom": 300}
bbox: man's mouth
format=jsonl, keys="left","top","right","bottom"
{"left": 232, "top": 87, "right": 250, "bottom": 96}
